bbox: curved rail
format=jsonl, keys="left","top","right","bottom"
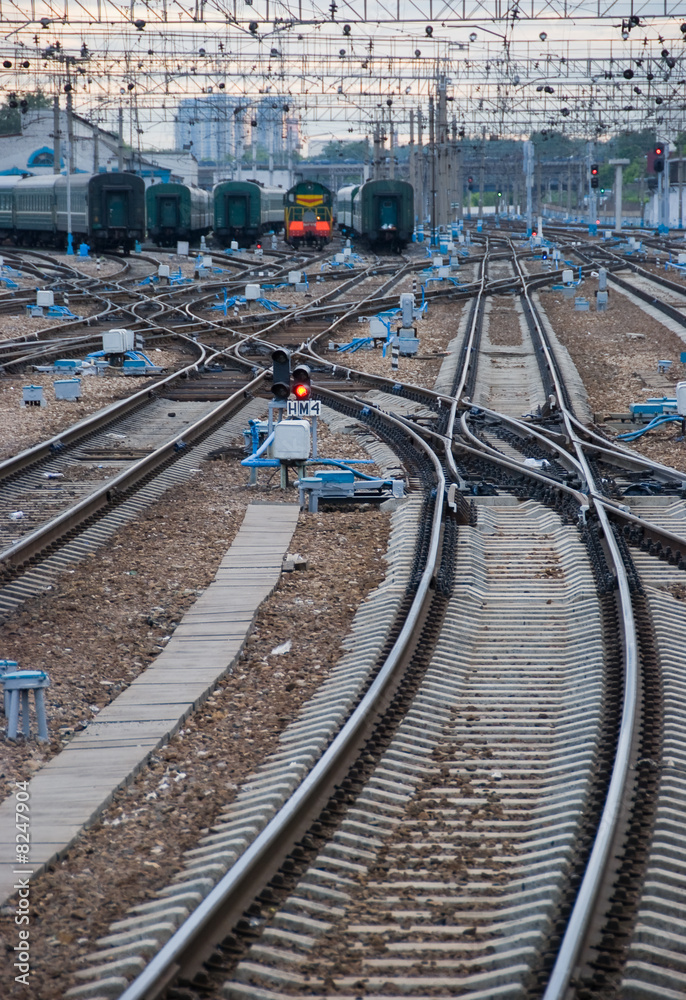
{"left": 117, "top": 390, "right": 446, "bottom": 1000}
{"left": 509, "top": 248, "right": 640, "bottom": 1000}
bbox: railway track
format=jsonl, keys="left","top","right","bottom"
{"left": 3, "top": 234, "right": 686, "bottom": 1000}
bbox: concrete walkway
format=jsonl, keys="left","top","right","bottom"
{"left": 0, "top": 502, "right": 300, "bottom": 904}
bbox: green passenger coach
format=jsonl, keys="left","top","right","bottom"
{"left": 351, "top": 179, "right": 414, "bottom": 250}
{"left": 146, "top": 182, "right": 212, "bottom": 246}
{"left": 213, "top": 180, "right": 284, "bottom": 247}
{"left": 10, "top": 172, "right": 145, "bottom": 253}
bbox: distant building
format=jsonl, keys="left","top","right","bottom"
{"left": 0, "top": 108, "right": 174, "bottom": 183}
{"left": 174, "top": 94, "right": 300, "bottom": 168}
{"left": 175, "top": 94, "right": 246, "bottom": 163}
{"left": 253, "top": 98, "right": 300, "bottom": 159}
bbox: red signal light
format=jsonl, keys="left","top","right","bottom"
{"left": 655, "top": 145, "right": 663, "bottom": 156}
{"left": 291, "top": 363, "right": 312, "bottom": 401}
{"left": 293, "top": 382, "right": 310, "bottom": 400}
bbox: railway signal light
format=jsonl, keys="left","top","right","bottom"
{"left": 271, "top": 348, "right": 291, "bottom": 400}
{"left": 467, "top": 175, "right": 474, "bottom": 191}
{"left": 291, "top": 363, "right": 312, "bottom": 401}
{"left": 590, "top": 163, "right": 599, "bottom": 188}
{"left": 654, "top": 144, "right": 665, "bottom": 172}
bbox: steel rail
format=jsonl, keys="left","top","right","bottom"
{"left": 0, "top": 339, "right": 208, "bottom": 484}
{"left": 117, "top": 390, "right": 446, "bottom": 1000}
{"left": 0, "top": 366, "right": 268, "bottom": 571}
{"left": 566, "top": 412, "right": 686, "bottom": 482}
{"left": 460, "top": 401, "right": 585, "bottom": 475}
{"left": 510, "top": 248, "right": 640, "bottom": 1000}
{"left": 214, "top": 257, "right": 412, "bottom": 369}
{"left": 457, "top": 410, "right": 586, "bottom": 484}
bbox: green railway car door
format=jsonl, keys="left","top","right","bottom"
{"left": 378, "top": 197, "right": 399, "bottom": 230}
{"left": 106, "top": 190, "right": 129, "bottom": 227}
{"left": 227, "top": 195, "right": 248, "bottom": 228}
{"left": 159, "top": 196, "right": 179, "bottom": 228}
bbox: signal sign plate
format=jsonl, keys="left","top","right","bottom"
{"left": 286, "top": 400, "right": 322, "bottom": 417}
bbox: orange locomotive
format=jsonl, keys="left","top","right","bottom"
{"left": 284, "top": 180, "right": 333, "bottom": 249}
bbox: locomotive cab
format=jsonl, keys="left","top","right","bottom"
{"left": 284, "top": 181, "right": 333, "bottom": 249}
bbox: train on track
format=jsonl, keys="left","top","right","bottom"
{"left": 284, "top": 180, "right": 334, "bottom": 248}
{"left": 336, "top": 179, "right": 414, "bottom": 251}
{"left": 213, "top": 180, "right": 284, "bottom": 247}
{"left": 146, "top": 182, "right": 212, "bottom": 246}
{"left": 0, "top": 172, "right": 146, "bottom": 253}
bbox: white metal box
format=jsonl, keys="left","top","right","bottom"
{"left": 432, "top": 256, "right": 443, "bottom": 267}
{"left": 22, "top": 385, "right": 45, "bottom": 407}
{"left": 158, "top": 264, "right": 170, "bottom": 278}
{"left": 230, "top": 240, "right": 239, "bottom": 251}
{"left": 272, "top": 420, "right": 311, "bottom": 460}
{"left": 288, "top": 270, "right": 302, "bottom": 284}
{"left": 677, "top": 381, "right": 686, "bottom": 416}
{"left": 102, "top": 328, "right": 135, "bottom": 353}
{"left": 55, "top": 378, "right": 82, "bottom": 400}
{"left": 398, "top": 336, "right": 420, "bottom": 356}
{"left": 36, "top": 290, "right": 54, "bottom": 307}
{"left": 176, "top": 241, "right": 189, "bottom": 256}
{"left": 678, "top": 253, "right": 686, "bottom": 265}
{"left": 369, "top": 318, "right": 387, "bottom": 338}
{"left": 562, "top": 269, "right": 574, "bottom": 284}
{"left": 245, "top": 284, "right": 260, "bottom": 300}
